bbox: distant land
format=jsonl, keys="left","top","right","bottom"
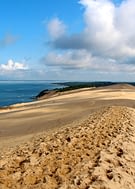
{"left": 36, "top": 81, "right": 135, "bottom": 99}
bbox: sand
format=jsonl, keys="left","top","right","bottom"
{"left": 1, "top": 84, "right": 135, "bottom": 188}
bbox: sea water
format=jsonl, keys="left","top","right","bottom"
{"left": 0, "top": 80, "right": 65, "bottom": 107}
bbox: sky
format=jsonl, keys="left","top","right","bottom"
{"left": 1, "top": 0, "right": 135, "bottom": 81}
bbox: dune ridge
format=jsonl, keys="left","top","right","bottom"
{"left": 0, "top": 106, "right": 135, "bottom": 189}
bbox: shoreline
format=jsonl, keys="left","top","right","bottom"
{"left": 0, "top": 83, "right": 135, "bottom": 138}
{"left": 1, "top": 83, "right": 135, "bottom": 113}
{"left": 1, "top": 84, "right": 135, "bottom": 188}
{"left": 1, "top": 81, "right": 135, "bottom": 109}
{"left": 1, "top": 83, "right": 135, "bottom": 146}
{"left": 0, "top": 87, "right": 92, "bottom": 112}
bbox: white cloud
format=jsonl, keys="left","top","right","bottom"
{"left": 44, "top": 50, "right": 92, "bottom": 69}
{"left": 44, "top": 0, "right": 135, "bottom": 75}
{"left": 81, "top": 0, "right": 121, "bottom": 55}
{"left": 47, "top": 17, "right": 66, "bottom": 39}
{"left": 44, "top": 49, "right": 135, "bottom": 73}
{"left": 0, "top": 59, "right": 28, "bottom": 72}
{"left": 80, "top": 0, "right": 135, "bottom": 58}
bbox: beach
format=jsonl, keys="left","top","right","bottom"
{"left": 1, "top": 84, "right": 135, "bottom": 188}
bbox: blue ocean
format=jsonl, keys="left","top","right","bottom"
{"left": 0, "top": 81, "right": 65, "bottom": 107}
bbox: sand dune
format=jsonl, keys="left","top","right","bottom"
{"left": 1, "top": 84, "right": 135, "bottom": 188}
{"left": 1, "top": 85, "right": 135, "bottom": 145}
{"left": 96, "top": 83, "right": 135, "bottom": 90}
{"left": 0, "top": 106, "right": 135, "bottom": 188}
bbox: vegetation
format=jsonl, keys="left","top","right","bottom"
{"left": 54, "top": 81, "right": 116, "bottom": 92}
{"left": 36, "top": 82, "right": 116, "bottom": 98}
{"left": 36, "top": 81, "right": 135, "bottom": 99}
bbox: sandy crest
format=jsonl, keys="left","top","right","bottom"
{"left": 1, "top": 86, "right": 135, "bottom": 149}
{"left": 0, "top": 106, "right": 135, "bottom": 189}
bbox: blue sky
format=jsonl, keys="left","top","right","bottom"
{"left": 1, "top": 0, "right": 135, "bottom": 81}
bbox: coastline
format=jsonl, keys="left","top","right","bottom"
{"left": 1, "top": 81, "right": 135, "bottom": 109}
{"left": 1, "top": 84, "right": 135, "bottom": 188}
{"left": 0, "top": 81, "right": 65, "bottom": 108}
{"left": 1, "top": 84, "right": 135, "bottom": 143}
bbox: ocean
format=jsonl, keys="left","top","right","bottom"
{"left": 0, "top": 81, "right": 65, "bottom": 107}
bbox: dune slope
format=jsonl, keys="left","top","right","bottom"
{"left": 0, "top": 106, "right": 135, "bottom": 189}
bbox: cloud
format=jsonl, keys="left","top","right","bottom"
{"left": 0, "top": 59, "right": 28, "bottom": 72}
{"left": 47, "top": 17, "right": 66, "bottom": 39}
{"left": 43, "top": 0, "right": 135, "bottom": 74}
{"left": 43, "top": 50, "right": 92, "bottom": 69}
{"left": 43, "top": 49, "right": 135, "bottom": 73}
{"left": 0, "top": 34, "right": 18, "bottom": 48}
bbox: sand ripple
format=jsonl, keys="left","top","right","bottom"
{"left": 0, "top": 106, "right": 135, "bottom": 189}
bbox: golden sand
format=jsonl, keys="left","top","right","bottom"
{"left": 0, "top": 106, "right": 135, "bottom": 188}
{"left": 1, "top": 84, "right": 135, "bottom": 188}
